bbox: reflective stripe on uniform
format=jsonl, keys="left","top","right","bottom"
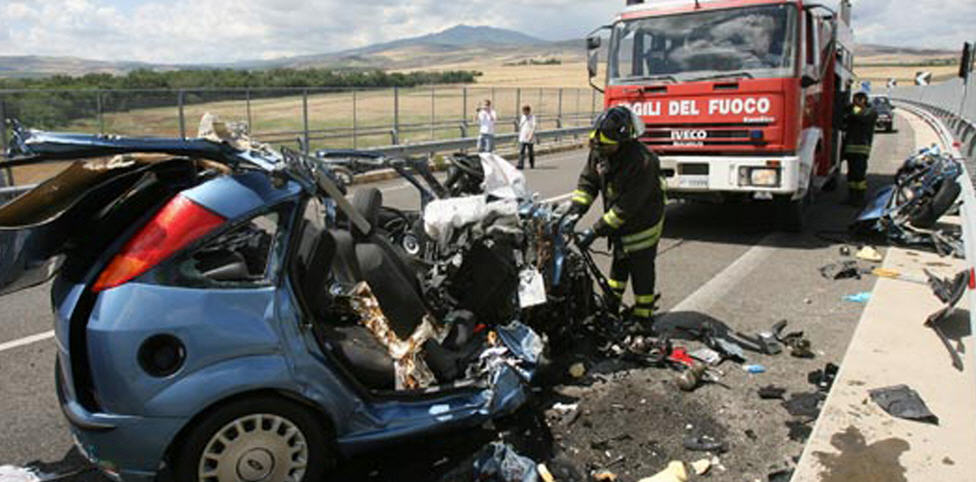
{"left": 848, "top": 180, "right": 868, "bottom": 190}
{"left": 603, "top": 209, "right": 625, "bottom": 229}
{"left": 621, "top": 217, "right": 664, "bottom": 254}
{"left": 635, "top": 294, "right": 656, "bottom": 305}
{"left": 608, "top": 278, "right": 627, "bottom": 290}
{"left": 634, "top": 307, "right": 654, "bottom": 318}
{"left": 572, "top": 189, "right": 594, "bottom": 205}
{"left": 845, "top": 144, "right": 871, "bottom": 155}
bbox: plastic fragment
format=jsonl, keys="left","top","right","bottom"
{"left": 843, "top": 291, "right": 872, "bottom": 303}
{"left": 637, "top": 461, "right": 688, "bottom": 482}
{"left": 690, "top": 458, "right": 712, "bottom": 475}
{"left": 537, "top": 463, "right": 555, "bottom": 482}
{"left": 743, "top": 364, "right": 766, "bottom": 374}
{"left": 592, "top": 469, "right": 618, "bottom": 481}
{"left": 855, "top": 246, "right": 883, "bottom": 262}
{"left": 569, "top": 362, "right": 587, "bottom": 379}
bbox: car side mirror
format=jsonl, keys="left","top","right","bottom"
{"left": 801, "top": 75, "right": 820, "bottom": 88}
{"left": 588, "top": 50, "right": 600, "bottom": 79}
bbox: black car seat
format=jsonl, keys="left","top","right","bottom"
{"left": 349, "top": 188, "right": 428, "bottom": 339}
{"left": 295, "top": 212, "right": 395, "bottom": 390}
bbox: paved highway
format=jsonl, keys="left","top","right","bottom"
{"left": 0, "top": 113, "right": 921, "bottom": 480}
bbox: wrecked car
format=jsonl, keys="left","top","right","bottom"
{"left": 854, "top": 145, "right": 964, "bottom": 257}
{"left": 0, "top": 122, "right": 544, "bottom": 482}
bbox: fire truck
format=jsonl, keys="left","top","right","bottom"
{"left": 587, "top": 0, "right": 856, "bottom": 230}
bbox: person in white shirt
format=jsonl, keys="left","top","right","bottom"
{"left": 517, "top": 105, "right": 537, "bottom": 169}
{"left": 476, "top": 99, "right": 497, "bottom": 153}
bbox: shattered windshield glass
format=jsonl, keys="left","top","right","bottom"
{"left": 609, "top": 4, "right": 798, "bottom": 83}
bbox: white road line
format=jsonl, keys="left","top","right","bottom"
{"left": 0, "top": 330, "right": 54, "bottom": 354}
{"left": 659, "top": 233, "right": 782, "bottom": 321}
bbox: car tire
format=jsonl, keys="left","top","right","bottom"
{"left": 910, "top": 180, "right": 961, "bottom": 229}
{"left": 173, "top": 395, "right": 335, "bottom": 482}
{"left": 775, "top": 192, "right": 808, "bottom": 233}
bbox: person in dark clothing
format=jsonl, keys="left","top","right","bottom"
{"left": 842, "top": 92, "right": 879, "bottom": 206}
{"left": 567, "top": 106, "right": 666, "bottom": 329}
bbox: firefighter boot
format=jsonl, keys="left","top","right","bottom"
{"left": 845, "top": 187, "right": 866, "bottom": 207}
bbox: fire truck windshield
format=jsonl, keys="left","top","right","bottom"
{"left": 609, "top": 3, "right": 798, "bottom": 84}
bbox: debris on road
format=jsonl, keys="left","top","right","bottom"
{"left": 758, "top": 385, "right": 787, "bottom": 400}
{"left": 683, "top": 433, "right": 727, "bottom": 453}
{"left": 569, "top": 362, "right": 587, "bottom": 379}
{"left": 473, "top": 442, "right": 539, "bottom": 482}
{"left": 689, "top": 347, "right": 722, "bottom": 366}
{"left": 922, "top": 269, "right": 970, "bottom": 370}
{"left": 808, "top": 363, "right": 839, "bottom": 392}
{"left": 690, "top": 458, "right": 712, "bottom": 476}
{"left": 536, "top": 464, "right": 555, "bottom": 482}
{"left": 591, "top": 469, "right": 617, "bottom": 481}
{"left": 743, "top": 364, "right": 766, "bottom": 374}
{"left": 819, "top": 261, "right": 863, "bottom": 280}
{"left": 638, "top": 461, "right": 688, "bottom": 482}
{"left": 0, "top": 466, "right": 43, "bottom": 482}
{"left": 855, "top": 246, "right": 883, "bottom": 262}
{"left": 869, "top": 385, "right": 940, "bottom": 425}
{"left": 842, "top": 291, "right": 872, "bottom": 303}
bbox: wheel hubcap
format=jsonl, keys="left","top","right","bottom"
{"left": 198, "top": 413, "right": 309, "bottom": 482}
{"left": 237, "top": 449, "right": 273, "bottom": 481}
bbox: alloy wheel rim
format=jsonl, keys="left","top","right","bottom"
{"left": 198, "top": 413, "right": 309, "bottom": 482}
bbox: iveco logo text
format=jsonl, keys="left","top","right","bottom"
{"left": 671, "top": 130, "right": 707, "bottom": 140}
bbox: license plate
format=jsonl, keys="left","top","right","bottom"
{"left": 678, "top": 176, "right": 709, "bottom": 189}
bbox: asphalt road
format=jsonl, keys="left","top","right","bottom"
{"left": 0, "top": 114, "right": 920, "bottom": 481}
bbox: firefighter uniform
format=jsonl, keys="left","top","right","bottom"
{"left": 842, "top": 101, "right": 878, "bottom": 203}
{"left": 572, "top": 139, "right": 666, "bottom": 321}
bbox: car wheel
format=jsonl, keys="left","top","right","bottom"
{"left": 910, "top": 180, "right": 961, "bottom": 229}
{"left": 775, "top": 192, "right": 809, "bottom": 233}
{"left": 174, "top": 395, "right": 335, "bottom": 482}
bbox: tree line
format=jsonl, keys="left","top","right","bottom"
{"left": 0, "top": 68, "right": 481, "bottom": 128}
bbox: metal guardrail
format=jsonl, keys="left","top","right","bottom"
{"left": 0, "top": 124, "right": 592, "bottom": 205}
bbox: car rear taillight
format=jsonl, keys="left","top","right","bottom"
{"left": 93, "top": 195, "right": 226, "bottom": 292}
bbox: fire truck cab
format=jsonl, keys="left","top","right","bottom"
{"left": 588, "top": 0, "right": 856, "bottom": 230}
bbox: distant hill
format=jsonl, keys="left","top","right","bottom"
{"left": 0, "top": 23, "right": 959, "bottom": 78}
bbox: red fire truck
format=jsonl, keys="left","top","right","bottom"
{"left": 587, "top": 0, "right": 856, "bottom": 230}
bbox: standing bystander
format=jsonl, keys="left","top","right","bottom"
{"left": 517, "top": 105, "right": 537, "bottom": 169}
{"left": 477, "top": 99, "right": 497, "bottom": 153}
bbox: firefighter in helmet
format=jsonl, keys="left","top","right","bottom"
{"left": 842, "top": 91, "right": 878, "bottom": 206}
{"left": 567, "top": 105, "right": 666, "bottom": 329}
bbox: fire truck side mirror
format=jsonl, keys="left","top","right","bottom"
{"left": 801, "top": 74, "right": 820, "bottom": 88}
{"left": 587, "top": 36, "right": 602, "bottom": 51}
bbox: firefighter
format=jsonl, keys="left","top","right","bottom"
{"left": 567, "top": 106, "right": 666, "bottom": 330}
{"left": 842, "top": 91, "right": 879, "bottom": 206}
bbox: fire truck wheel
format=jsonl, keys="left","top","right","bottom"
{"left": 775, "top": 193, "right": 808, "bottom": 233}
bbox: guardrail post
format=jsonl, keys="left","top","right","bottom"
{"left": 393, "top": 87, "right": 400, "bottom": 145}
{"left": 302, "top": 89, "right": 310, "bottom": 154}
{"left": 431, "top": 86, "right": 436, "bottom": 140}
{"left": 0, "top": 99, "right": 10, "bottom": 188}
{"left": 352, "top": 89, "right": 358, "bottom": 149}
{"left": 177, "top": 89, "right": 186, "bottom": 140}
{"left": 245, "top": 88, "right": 253, "bottom": 133}
{"left": 96, "top": 90, "right": 104, "bottom": 134}
{"left": 557, "top": 88, "right": 564, "bottom": 128}
{"left": 461, "top": 87, "right": 468, "bottom": 138}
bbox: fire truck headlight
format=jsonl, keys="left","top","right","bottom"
{"left": 739, "top": 167, "right": 780, "bottom": 187}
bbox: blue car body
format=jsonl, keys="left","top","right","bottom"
{"left": 0, "top": 129, "right": 540, "bottom": 482}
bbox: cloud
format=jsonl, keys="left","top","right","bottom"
{"left": 0, "top": 0, "right": 969, "bottom": 64}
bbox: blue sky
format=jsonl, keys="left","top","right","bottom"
{"left": 0, "top": 0, "right": 972, "bottom": 64}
